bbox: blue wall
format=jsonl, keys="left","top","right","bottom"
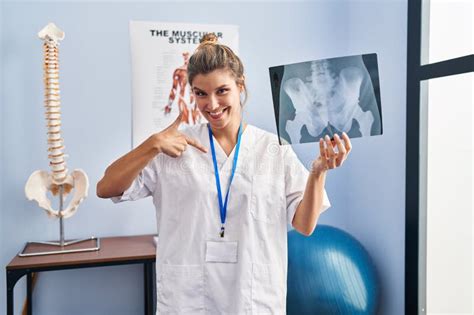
{"left": 1, "top": 1, "right": 407, "bottom": 314}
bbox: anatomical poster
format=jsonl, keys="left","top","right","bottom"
{"left": 130, "top": 21, "right": 239, "bottom": 147}
{"left": 269, "top": 53, "right": 383, "bottom": 145}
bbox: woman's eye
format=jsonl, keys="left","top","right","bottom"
{"left": 195, "top": 91, "right": 205, "bottom": 97}
{"left": 217, "top": 89, "right": 228, "bottom": 94}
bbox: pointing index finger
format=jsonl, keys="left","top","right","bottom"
{"left": 185, "top": 136, "right": 208, "bottom": 153}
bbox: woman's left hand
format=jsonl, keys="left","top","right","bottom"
{"left": 311, "top": 132, "right": 352, "bottom": 175}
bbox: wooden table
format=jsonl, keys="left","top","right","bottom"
{"left": 5, "top": 235, "right": 156, "bottom": 315}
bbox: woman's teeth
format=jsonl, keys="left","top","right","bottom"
{"left": 209, "top": 108, "right": 227, "bottom": 118}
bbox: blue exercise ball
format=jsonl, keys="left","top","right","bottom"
{"left": 287, "top": 225, "right": 380, "bottom": 315}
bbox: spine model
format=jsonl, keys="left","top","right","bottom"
{"left": 25, "top": 23, "right": 89, "bottom": 219}
{"left": 43, "top": 30, "right": 69, "bottom": 188}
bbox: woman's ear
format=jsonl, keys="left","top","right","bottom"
{"left": 239, "top": 76, "right": 245, "bottom": 92}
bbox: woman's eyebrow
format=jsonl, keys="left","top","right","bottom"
{"left": 192, "top": 85, "right": 229, "bottom": 93}
{"left": 192, "top": 87, "right": 205, "bottom": 93}
{"left": 215, "top": 85, "right": 229, "bottom": 90}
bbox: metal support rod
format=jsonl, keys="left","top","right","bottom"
{"left": 59, "top": 185, "right": 64, "bottom": 247}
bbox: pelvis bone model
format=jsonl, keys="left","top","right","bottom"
{"left": 25, "top": 23, "right": 89, "bottom": 219}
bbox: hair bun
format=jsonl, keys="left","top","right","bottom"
{"left": 199, "top": 33, "right": 218, "bottom": 45}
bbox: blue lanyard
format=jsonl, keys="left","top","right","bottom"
{"left": 208, "top": 122, "right": 243, "bottom": 238}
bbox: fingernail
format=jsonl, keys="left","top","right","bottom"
{"left": 325, "top": 135, "right": 330, "bottom": 140}
{"left": 335, "top": 134, "right": 340, "bottom": 138}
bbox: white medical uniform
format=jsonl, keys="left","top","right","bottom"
{"left": 112, "top": 123, "right": 331, "bottom": 314}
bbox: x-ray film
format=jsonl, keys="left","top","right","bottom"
{"left": 269, "top": 54, "right": 383, "bottom": 145}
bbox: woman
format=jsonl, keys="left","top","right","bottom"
{"left": 97, "top": 34, "right": 351, "bottom": 314}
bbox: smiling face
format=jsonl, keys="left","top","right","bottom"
{"left": 191, "top": 68, "right": 243, "bottom": 133}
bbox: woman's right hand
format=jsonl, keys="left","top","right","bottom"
{"left": 152, "top": 112, "right": 208, "bottom": 158}
{"left": 97, "top": 112, "right": 207, "bottom": 198}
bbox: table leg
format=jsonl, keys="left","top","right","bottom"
{"left": 144, "top": 263, "right": 154, "bottom": 315}
{"left": 6, "top": 269, "right": 27, "bottom": 315}
{"left": 152, "top": 263, "right": 156, "bottom": 312}
{"left": 27, "top": 272, "right": 33, "bottom": 315}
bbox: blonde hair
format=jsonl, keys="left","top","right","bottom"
{"left": 187, "top": 33, "right": 248, "bottom": 105}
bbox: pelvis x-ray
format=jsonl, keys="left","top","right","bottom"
{"left": 269, "top": 54, "right": 383, "bottom": 145}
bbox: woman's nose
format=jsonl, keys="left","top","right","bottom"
{"left": 208, "top": 95, "right": 219, "bottom": 110}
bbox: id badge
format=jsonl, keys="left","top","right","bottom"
{"left": 205, "top": 240, "right": 238, "bottom": 263}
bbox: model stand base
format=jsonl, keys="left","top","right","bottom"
{"left": 18, "top": 237, "right": 100, "bottom": 257}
